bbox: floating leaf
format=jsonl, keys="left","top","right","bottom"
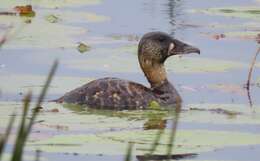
{"left": 45, "top": 14, "right": 60, "bottom": 23}
{"left": 0, "top": 153, "right": 46, "bottom": 161}
{"left": 165, "top": 57, "right": 246, "bottom": 73}
{"left": 64, "top": 52, "right": 247, "bottom": 73}
{"left": 0, "top": 74, "right": 93, "bottom": 96}
{"left": 77, "top": 42, "right": 90, "bottom": 53}
{"left": 0, "top": 16, "right": 86, "bottom": 49}
{"left": 223, "top": 31, "right": 260, "bottom": 40}
{"left": 43, "top": 10, "right": 110, "bottom": 23}
{"left": 183, "top": 104, "right": 260, "bottom": 125}
{"left": 0, "top": 101, "right": 260, "bottom": 158}
{"left": 109, "top": 34, "right": 140, "bottom": 41}
{"left": 257, "top": 77, "right": 260, "bottom": 87}
{"left": 27, "top": 129, "right": 260, "bottom": 155}
{"left": 0, "top": 0, "right": 102, "bottom": 9}
{"left": 116, "top": 44, "right": 138, "bottom": 54}
{"left": 148, "top": 101, "right": 161, "bottom": 110}
{"left": 14, "top": 5, "right": 36, "bottom": 17}
{"left": 191, "top": 7, "right": 260, "bottom": 20}
{"left": 207, "top": 84, "right": 246, "bottom": 95}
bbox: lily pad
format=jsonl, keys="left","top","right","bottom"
{"left": 0, "top": 0, "right": 101, "bottom": 9}
{"left": 41, "top": 10, "right": 110, "bottom": 24}
{"left": 58, "top": 11, "right": 110, "bottom": 23}
{"left": 45, "top": 14, "right": 60, "bottom": 23}
{"left": 0, "top": 16, "right": 86, "bottom": 49}
{"left": 77, "top": 42, "right": 91, "bottom": 53}
{"left": 165, "top": 57, "right": 246, "bottom": 73}
{"left": 207, "top": 84, "right": 246, "bottom": 96}
{"left": 114, "top": 44, "right": 138, "bottom": 54}
{"left": 191, "top": 7, "right": 260, "bottom": 20}
{"left": 182, "top": 104, "right": 260, "bottom": 125}
{"left": 0, "top": 153, "right": 46, "bottom": 161}
{"left": 206, "top": 22, "right": 260, "bottom": 30}
{"left": 257, "top": 77, "right": 260, "bottom": 86}
{"left": 64, "top": 51, "right": 247, "bottom": 73}
{"left": 0, "top": 101, "right": 146, "bottom": 132}
{"left": 0, "top": 9, "right": 111, "bottom": 49}
{"left": 0, "top": 74, "right": 93, "bottom": 96}
{"left": 109, "top": 34, "right": 140, "bottom": 41}
{"left": 27, "top": 129, "right": 260, "bottom": 155}
{"left": 223, "top": 31, "right": 260, "bottom": 40}
{"left": 0, "top": 101, "right": 260, "bottom": 158}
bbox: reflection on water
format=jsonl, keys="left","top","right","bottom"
{"left": 166, "top": 0, "right": 182, "bottom": 35}
{"left": 142, "top": 0, "right": 183, "bottom": 35}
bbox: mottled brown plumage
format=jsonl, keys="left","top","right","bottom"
{"left": 56, "top": 32, "right": 200, "bottom": 110}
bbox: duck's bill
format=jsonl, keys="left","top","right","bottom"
{"left": 168, "top": 39, "right": 200, "bottom": 55}
{"left": 182, "top": 44, "right": 200, "bottom": 55}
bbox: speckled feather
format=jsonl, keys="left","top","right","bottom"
{"left": 57, "top": 77, "right": 181, "bottom": 110}
{"left": 58, "top": 78, "right": 154, "bottom": 109}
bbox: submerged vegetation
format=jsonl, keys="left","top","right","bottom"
{"left": 0, "top": 60, "right": 58, "bottom": 161}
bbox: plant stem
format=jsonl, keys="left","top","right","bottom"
{"left": 246, "top": 46, "right": 260, "bottom": 107}
{"left": 166, "top": 103, "right": 181, "bottom": 160}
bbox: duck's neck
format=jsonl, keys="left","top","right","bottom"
{"left": 139, "top": 56, "right": 182, "bottom": 105}
{"left": 139, "top": 58, "right": 167, "bottom": 88}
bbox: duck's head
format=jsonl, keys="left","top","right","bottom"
{"left": 138, "top": 32, "right": 200, "bottom": 64}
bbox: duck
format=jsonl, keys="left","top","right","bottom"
{"left": 55, "top": 32, "right": 200, "bottom": 110}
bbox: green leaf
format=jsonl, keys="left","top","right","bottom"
{"left": 45, "top": 15, "right": 60, "bottom": 23}
{"left": 77, "top": 42, "right": 91, "bottom": 53}
{"left": 148, "top": 101, "right": 161, "bottom": 110}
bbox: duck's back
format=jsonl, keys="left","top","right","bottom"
{"left": 59, "top": 77, "right": 157, "bottom": 110}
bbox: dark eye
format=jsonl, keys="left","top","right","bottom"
{"left": 158, "top": 37, "right": 165, "bottom": 42}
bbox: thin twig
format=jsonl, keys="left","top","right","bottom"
{"left": 245, "top": 46, "right": 260, "bottom": 107}
{"left": 0, "top": 12, "right": 16, "bottom": 16}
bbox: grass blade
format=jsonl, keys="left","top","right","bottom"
{"left": 27, "top": 60, "right": 58, "bottom": 135}
{"left": 10, "top": 60, "right": 58, "bottom": 161}
{"left": 11, "top": 92, "right": 31, "bottom": 161}
{"left": 148, "top": 129, "right": 164, "bottom": 155}
{"left": 124, "top": 142, "right": 133, "bottom": 161}
{"left": 166, "top": 104, "right": 181, "bottom": 160}
{"left": 35, "top": 150, "right": 41, "bottom": 161}
{"left": 0, "top": 112, "right": 16, "bottom": 160}
{"left": 0, "top": 25, "right": 24, "bottom": 50}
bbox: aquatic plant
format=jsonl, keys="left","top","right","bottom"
{"left": 0, "top": 61, "right": 58, "bottom": 161}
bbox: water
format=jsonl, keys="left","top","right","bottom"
{"left": 0, "top": 0, "right": 260, "bottom": 161}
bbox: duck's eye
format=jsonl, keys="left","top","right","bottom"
{"left": 158, "top": 37, "right": 166, "bottom": 42}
